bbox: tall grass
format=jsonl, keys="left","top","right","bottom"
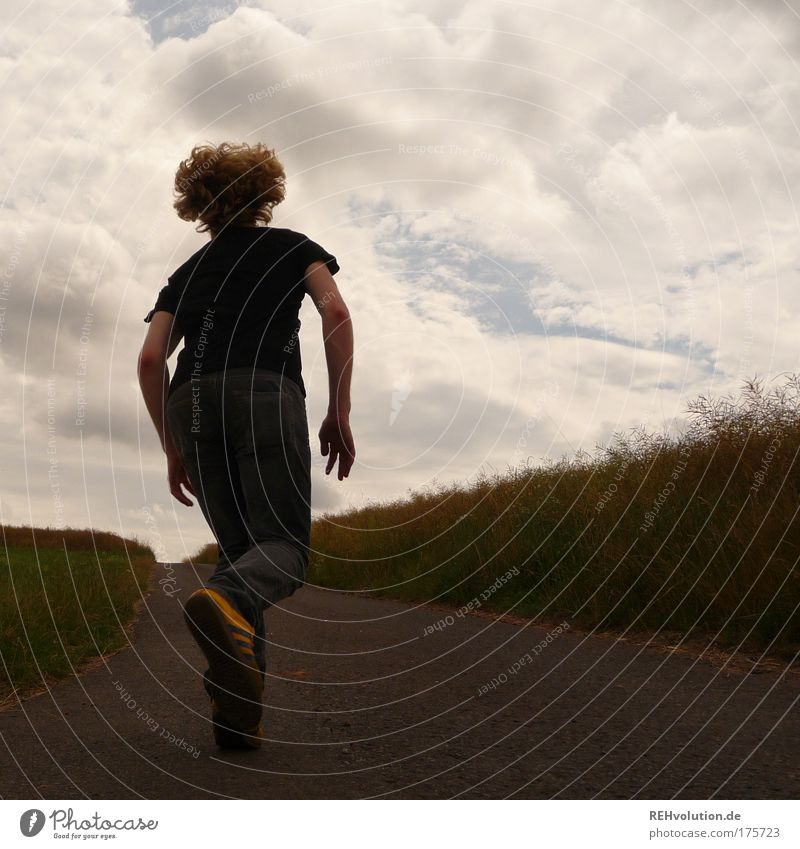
{"left": 183, "top": 545, "right": 217, "bottom": 565}
{"left": 306, "top": 375, "right": 800, "bottom": 656}
{"left": 0, "top": 524, "right": 153, "bottom": 554}
{"left": 0, "top": 526, "right": 156, "bottom": 703}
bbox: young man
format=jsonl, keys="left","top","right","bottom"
{"left": 137, "top": 142, "right": 355, "bottom": 749}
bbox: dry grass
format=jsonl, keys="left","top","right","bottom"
{"left": 305, "top": 375, "right": 800, "bottom": 657}
{"left": 183, "top": 543, "right": 217, "bottom": 565}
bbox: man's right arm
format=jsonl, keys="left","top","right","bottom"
{"left": 303, "top": 261, "right": 355, "bottom": 480}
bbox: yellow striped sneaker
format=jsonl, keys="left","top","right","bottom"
{"left": 184, "top": 588, "right": 264, "bottom": 744}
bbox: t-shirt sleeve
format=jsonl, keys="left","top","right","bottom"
{"left": 294, "top": 233, "right": 340, "bottom": 277}
{"left": 143, "top": 276, "right": 181, "bottom": 324}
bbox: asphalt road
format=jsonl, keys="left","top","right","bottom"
{"left": 1, "top": 562, "right": 798, "bottom": 799}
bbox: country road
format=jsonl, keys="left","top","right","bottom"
{"left": 1, "top": 562, "right": 798, "bottom": 799}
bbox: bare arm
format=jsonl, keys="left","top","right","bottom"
{"left": 137, "top": 312, "right": 194, "bottom": 505}
{"left": 137, "top": 312, "right": 182, "bottom": 453}
{"left": 303, "top": 261, "right": 355, "bottom": 480}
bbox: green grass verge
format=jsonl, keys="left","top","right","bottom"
{"left": 306, "top": 376, "right": 800, "bottom": 659}
{"left": 0, "top": 527, "right": 156, "bottom": 704}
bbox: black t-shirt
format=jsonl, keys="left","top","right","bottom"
{"left": 143, "top": 226, "right": 339, "bottom": 398}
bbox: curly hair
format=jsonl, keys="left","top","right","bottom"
{"left": 172, "top": 141, "right": 286, "bottom": 235}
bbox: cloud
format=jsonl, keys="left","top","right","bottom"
{"left": 1, "top": 0, "right": 797, "bottom": 558}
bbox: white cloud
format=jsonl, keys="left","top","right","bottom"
{"left": 1, "top": 0, "right": 797, "bottom": 558}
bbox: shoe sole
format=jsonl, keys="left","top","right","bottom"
{"left": 204, "top": 671, "right": 265, "bottom": 750}
{"left": 184, "top": 590, "right": 263, "bottom": 734}
{"left": 213, "top": 713, "right": 264, "bottom": 750}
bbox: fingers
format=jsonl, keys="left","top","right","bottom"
{"left": 325, "top": 446, "right": 339, "bottom": 475}
{"left": 181, "top": 471, "right": 196, "bottom": 496}
{"left": 338, "top": 428, "right": 355, "bottom": 479}
{"left": 171, "top": 482, "right": 193, "bottom": 506}
{"left": 332, "top": 431, "right": 355, "bottom": 479}
{"left": 319, "top": 419, "right": 355, "bottom": 480}
{"left": 169, "top": 469, "right": 194, "bottom": 506}
{"left": 337, "top": 447, "right": 355, "bottom": 479}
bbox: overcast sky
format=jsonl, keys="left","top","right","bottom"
{"left": 1, "top": 0, "right": 798, "bottom": 561}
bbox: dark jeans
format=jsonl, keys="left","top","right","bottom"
{"left": 165, "top": 367, "right": 311, "bottom": 674}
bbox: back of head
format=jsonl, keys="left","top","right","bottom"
{"left": 173, "top": 141, "right": 286, "bottom": 236}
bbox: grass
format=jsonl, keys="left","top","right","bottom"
{"left": 183, "top": 546, "right": 216, "bottom": 565}
{"left": 0, "top": 525, "right": 156, "bottom": 704}
{"left": 186, "top": 375, "right": 800, "bottom": 659}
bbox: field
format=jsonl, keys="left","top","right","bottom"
{"left": 188, "top": 376, "right": 800, "bottom": 658}
{"left": 0, "top": 526, "right": 156, "bottom": 704}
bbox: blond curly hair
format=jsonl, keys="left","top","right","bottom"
{"left": 173, "top": 141, "right": 286, "bottom": 235}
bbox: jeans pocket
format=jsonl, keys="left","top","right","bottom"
{"left": 167, "top": 380, "right": 216, "bottom": 448}
{"left": 226, "top": 388, "right": 294, "bottom": 455}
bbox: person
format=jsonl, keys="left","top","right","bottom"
{"left": 137, "top": 141, "right": 355, "bottom": 750}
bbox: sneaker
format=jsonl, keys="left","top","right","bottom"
{"left": 184, "top": 588, "right": 264, "bottom": 742}
{"left": 203, "top": 670, "right": 265, "bottom": 750}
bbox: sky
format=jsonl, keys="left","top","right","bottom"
{"left": 1, "top": 0, "right": 798, "bottom": 561}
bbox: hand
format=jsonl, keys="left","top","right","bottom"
{"left": 167, "top": 450, "right": 195, "bottom": 506}
{"left": 318, "top": 412, "right": 355, "bottom": 480}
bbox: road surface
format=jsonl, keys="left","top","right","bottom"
{"left": 0, "top": 562, "right": 797, "bottom": 798}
